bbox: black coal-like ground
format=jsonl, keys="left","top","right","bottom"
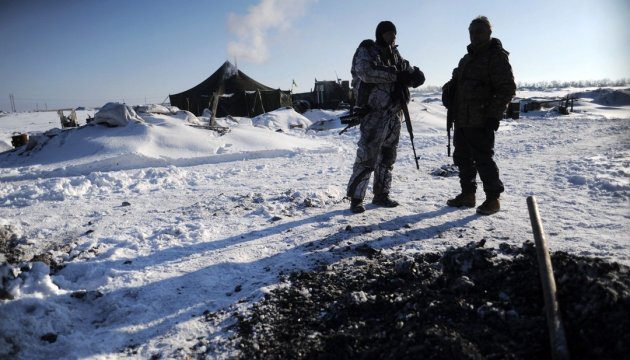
{"left": 232, "top": 241, "right": 630, "bottom": 359}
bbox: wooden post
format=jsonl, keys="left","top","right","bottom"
{"left": 527, "top": 196, "right": 570, "bottom": 360}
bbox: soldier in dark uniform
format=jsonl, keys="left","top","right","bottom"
{"left": 442, "top": 16, "right": 515, "bottom": 215}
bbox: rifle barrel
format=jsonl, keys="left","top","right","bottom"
{"left": 401, "top": 101, "right": 420, "bottom": 170}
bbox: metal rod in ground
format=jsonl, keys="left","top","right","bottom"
{"left": 527, "top": 196, "right": 570, "bottom": 360}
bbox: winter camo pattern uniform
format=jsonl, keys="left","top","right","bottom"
{"left": 347, "top": 41, "right": 410, "bottom": 200}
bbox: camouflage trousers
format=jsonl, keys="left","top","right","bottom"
{"left": 346, "top": 110, "right": 401, "bottom": 200}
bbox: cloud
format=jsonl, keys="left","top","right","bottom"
{"left": 227, "top": 0, "right": 315, "bottom": 64}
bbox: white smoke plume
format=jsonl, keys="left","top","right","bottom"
{"left": 227, "top": 0, "right": 315, "bottom": 64}
{"left": 222, "top": 61, "right": 238, "bottom": 80}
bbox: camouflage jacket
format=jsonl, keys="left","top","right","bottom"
{"left": 446, "top": 38, "right": 516, "bottom": 128}
{"left": 351, "top": 40, "right": 410, "bottom": 113}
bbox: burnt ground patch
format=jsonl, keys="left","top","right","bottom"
{"left": 232, "top": 241, "right": 630, "bottom": 359}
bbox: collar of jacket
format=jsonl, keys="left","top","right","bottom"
{"left": 466, "top": 38, "right": 503, "bottom": 56}
{"left": 376, "top": 43, "right": 398, "bottom": 64}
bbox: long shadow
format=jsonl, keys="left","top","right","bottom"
{"left": 348, "top": 207, "right": 478, "bottom": 249}
{"left": 3, "top": 206, "right": 479, "bottom": 358}
{"left": 58, "top": 208, "right": 350, "bottom": 280}
{"left": 2, "top": 213, "right": 356, "bottom": 358}
{"left": 349, "top": 206, "right": 461, "bottom": 233}
{"left": 105, "top": 207, "right": 478, "bottom": 351}
{"left": 84, "top": 206, "right": 466, "bottom": 275}
{"left": 363, "top": 213, "right": 478, "bottom": 250}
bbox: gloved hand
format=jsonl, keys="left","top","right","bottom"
{"left": 487, "top": 117, "right": 500, "bottom": 131}
{"left": 397, "top": 70, "right": 413, "bottom": 87}
{"left": 409, "top": 66, "right": 425, "bottom": 88}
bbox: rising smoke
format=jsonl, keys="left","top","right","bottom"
{"left": 227, "top": 0, "right": 315, "bottom": 64}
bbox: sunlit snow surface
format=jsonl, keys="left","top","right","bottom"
{"left": 0, "top": 87, "right": 628, "bottom": 359}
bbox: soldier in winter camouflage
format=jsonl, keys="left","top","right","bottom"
{"left": 442, "top": 16, "right": 516, "bottom": 215}
{"left": 346, "top": 21, "right": 425, "bottom": 213}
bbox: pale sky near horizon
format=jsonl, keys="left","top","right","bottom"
{"left": 1, "top": 0, "right": 629, "bottom": 111}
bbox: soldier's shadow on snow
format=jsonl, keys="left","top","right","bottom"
{"left": 365, "top": 211, "right": 478, "bottom": 250}
{"left": 349, "top": 207, "right": 478, "bottom": 250}
{"left": 41, "top": 206, "right": 479, "bottom": 357}
{"left": 88, "top": 206, "right": 471, "bottom": 274}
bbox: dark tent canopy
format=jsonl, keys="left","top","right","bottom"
{"left": 169, "top": 61, "right": 292, "bottom": 117}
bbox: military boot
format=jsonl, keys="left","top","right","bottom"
{"left": 350, "top": 198, "right": 365, "bottom": 213}
{"left": 446, "top": 193, "right": 476, "bottom": 208}
{"left": 476, "top": 194, "right": 500, "bottom": 215}
{"left": 372, "top": 194, "right": 399, "bottom": 208}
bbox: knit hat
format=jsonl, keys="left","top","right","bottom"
{"left": 375, "top": 21, "right": 397, "bottom": 43}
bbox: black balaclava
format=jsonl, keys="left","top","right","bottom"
{"left": 375, "top": 21, "right": 396, "bottom": 47}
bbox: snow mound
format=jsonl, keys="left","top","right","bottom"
{"left": 0, "top": 108, "right": 337, "bottom": 177}
{"left": 573, "top": 88, "right": 630, "bottom": 106}
{"left": 593, "top": 89, "right": 630, "bottom": 106}
{"left": 302, "top": 109, "right": 346, "bottom": 123}
{"left": 302, "top": 109, "right": 347, "bottom": 131}
{"left": 251, "top": 108, "right": 312, "bottom": 131}
{"left": 172, "top": 110, "right": 202, "bottom": 125}
{"left": 308, "top": 118, "right": 343, "bottom": 131}
{"left": 93, "top": 102, "right": 144, "bottom": 127}
{"left": 134, "top": 104, "right": 177, "bottom": 115}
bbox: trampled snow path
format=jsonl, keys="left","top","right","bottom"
{"left": 0, "top": 90, "right": 629, "bottom": 358}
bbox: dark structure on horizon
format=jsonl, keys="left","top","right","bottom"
{"left": 292, "top": 79, "right": 352, "bottom": 111}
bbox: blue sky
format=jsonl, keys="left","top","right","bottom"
{"left": 1, "top": 0, "right": 629, "bottom": 111}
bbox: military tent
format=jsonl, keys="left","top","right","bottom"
{"left": 169, "top": 61, "right": 292, "bottom": 117}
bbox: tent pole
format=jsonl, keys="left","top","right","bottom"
{"left": 258, "top": 90, "right": 265, "bottom": 114}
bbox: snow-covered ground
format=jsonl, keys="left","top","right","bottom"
{"left": 1, "top": 88, "right": 629, "bottom": 359}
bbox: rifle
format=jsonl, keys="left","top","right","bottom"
{"left": 386, "top": 50, "right": 418, "bottom": 169}
{"left": 383, "top": 44, "right": 420, "bottom": 170}
{"left": 447, "top": 114, "right": 453, "bottom": 157}
{"left": 442, "top": 80, "right": 456, "bottom": 157}
{"left": 401, "top": 99, "right": 420, "bottom": 170}
{"left": 338, "top": 106, "right": 369, "bottom": 135}
{"left": 340, "top": 101, "right": 419, "bottom": 170}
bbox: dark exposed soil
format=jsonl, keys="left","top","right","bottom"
{"left": 233, "top": 241, "right": 630, "bottom": 359}
{"left": 0, "top": 224, "right": 23, "bottom": 264}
